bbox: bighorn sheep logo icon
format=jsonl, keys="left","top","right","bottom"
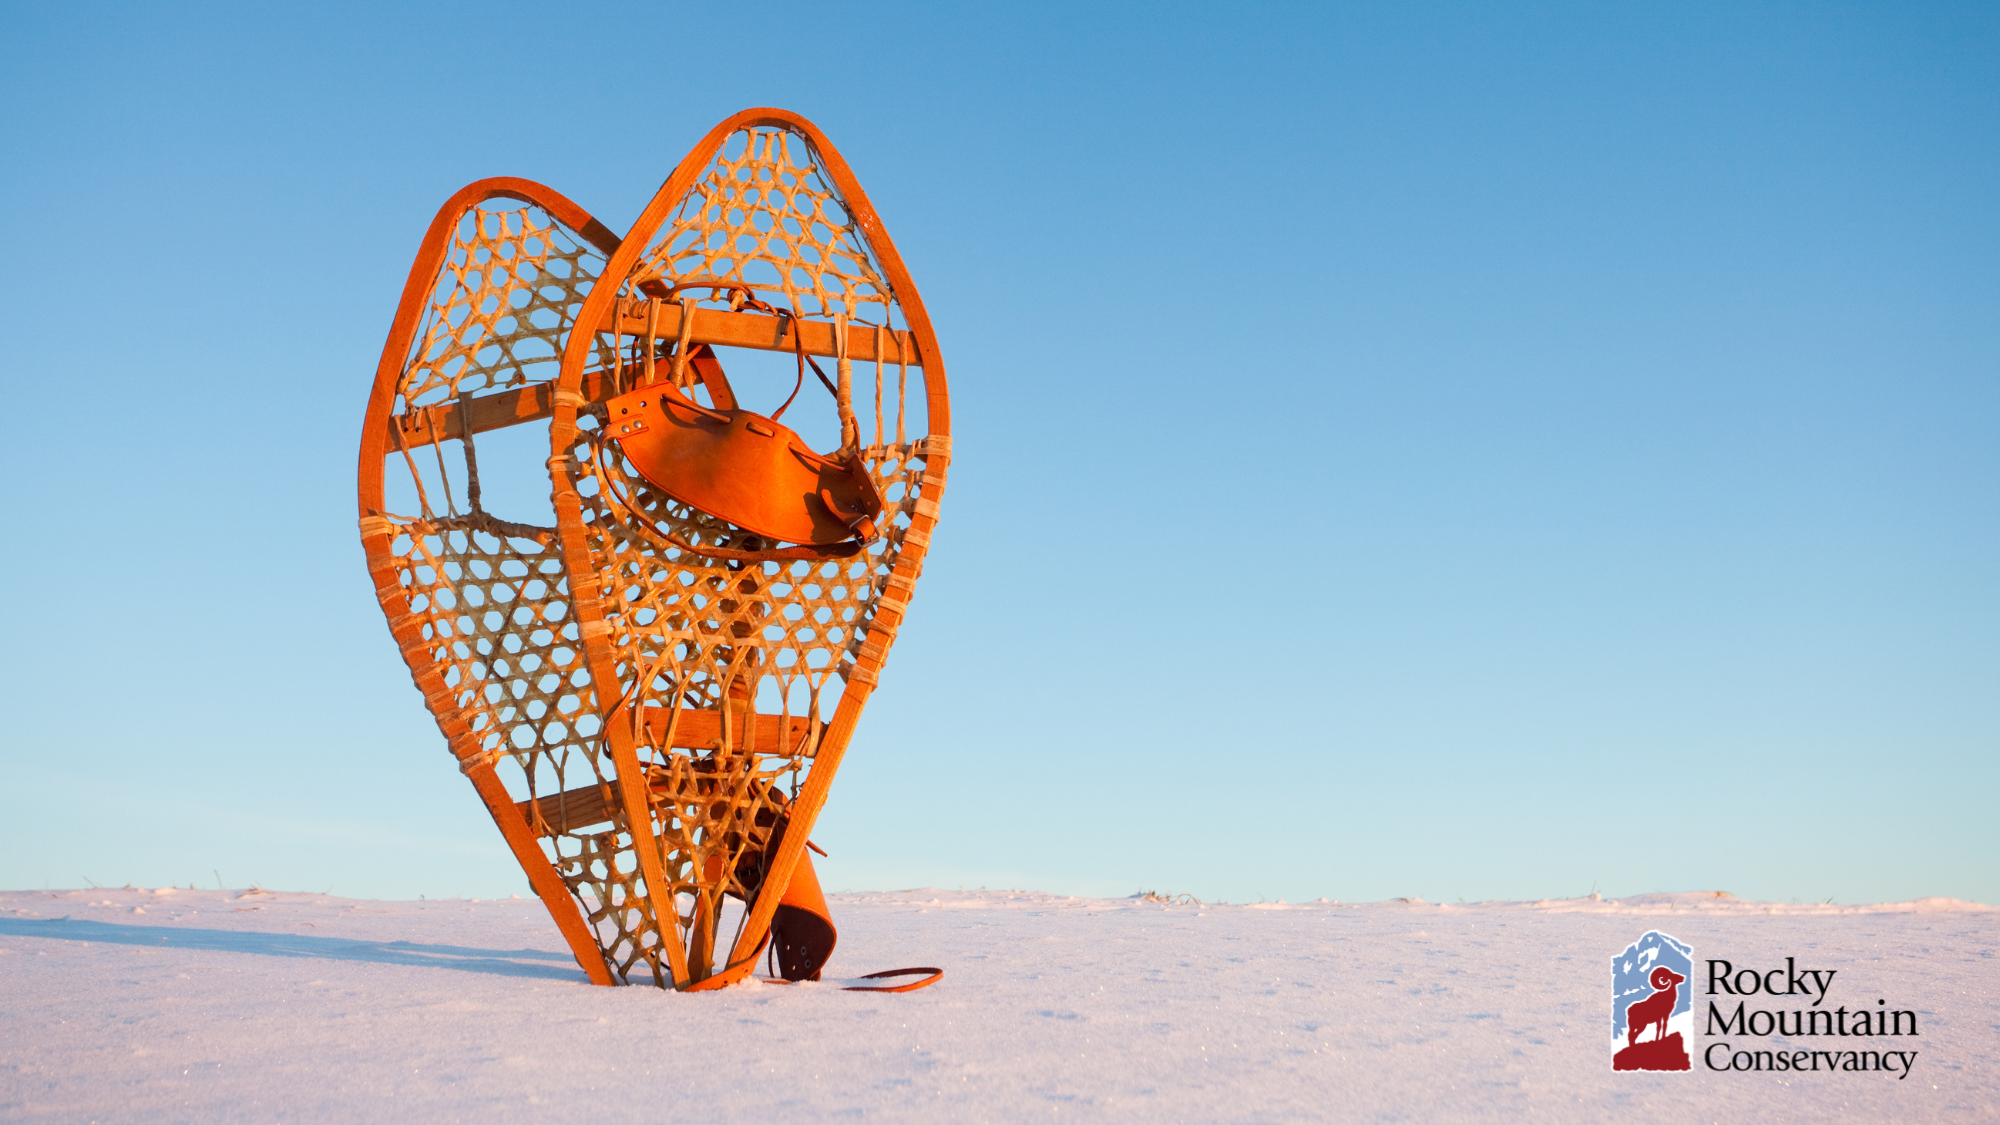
{"left": 1625, "top": 965, "right": 1687, "bottom": 1048}
{"left": 1611, "top": 931, "right": 1694, "bottom": 1072}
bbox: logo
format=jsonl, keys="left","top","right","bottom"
{"left": 1612, "top": 931, "right": 1694, "bottom": 1071}
{"left": 1701, "top": 957, "right": 1921, "bottom": 1078}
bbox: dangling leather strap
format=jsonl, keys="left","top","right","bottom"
{"left": 843, "top": 967, "right": 944, "bottom": 993}
{"left": 670, "top": 297, "right": 697, "bottom": 387}
{"left": 835, "top": 313, "right": 858, "bottom": 451}
{"left": 660, "top": 279, "right": 838, "bottom": 415}
{"left": 767, "top": 845, "right": 836, "bottom": 981}
{"left": 643, "top": 298, "right": 659, "bottom": 387}
{"left": 731, "top": 812, "right": 939, "bottom": 992}
{"left": 752, "top": 966, "right": 945, "bottom": 992}
{"left": 611, "top": 295, "right": 626, "bottom": 394}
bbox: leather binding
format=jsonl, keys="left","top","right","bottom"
{"left": 602, "top": 379, "right": 885, "bottom": 556}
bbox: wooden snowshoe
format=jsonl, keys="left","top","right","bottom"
{"left": 356, "top": 109, "right": 949, "bottom": 991}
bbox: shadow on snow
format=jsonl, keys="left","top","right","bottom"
{"left": 0, "top": 917, "right": 588, "bottom": 982}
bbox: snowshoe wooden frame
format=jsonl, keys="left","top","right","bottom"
{"left": 357, "top": 109, "right": 948, "bottom": 990}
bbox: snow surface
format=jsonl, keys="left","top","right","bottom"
{"left": 2, "top": 887, "right": 1994, "bottom": 1123}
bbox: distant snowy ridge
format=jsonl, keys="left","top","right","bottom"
{"left": 831, "top": 887, "right": 1994, "bottom": 914}
{"left": 7, "top": 885, "right": 1992, "bottom": 916}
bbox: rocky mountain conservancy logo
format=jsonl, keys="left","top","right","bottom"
{"left": 1611, "top": 931, "right": 1694, "bottom": 1071}
{"left": 1608, "top": 933, "right": 1925, "bottom": 1080}
{"left": 1701, "top": 958, "right": 1921, "bottom": 1079}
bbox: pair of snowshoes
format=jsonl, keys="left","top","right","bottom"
{"left": 357, "top": 109, "right": 947, "bottom": 991}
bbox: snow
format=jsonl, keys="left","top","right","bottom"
{"left": 2, "top": 887, "right": 1994, "bottom": 1122}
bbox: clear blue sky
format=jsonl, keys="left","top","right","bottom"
{"left": 2, "top": 1, "right": 1993, "bottom": 905}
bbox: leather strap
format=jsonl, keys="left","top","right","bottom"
{"left": 670, "top": 296, "right": 696, "bottom": 387}
{"left": 843, "top": 967, "right": 944, "bottom": 993}
{"left": 658, "top": 282, "right": 838, "bottom": 415}
{"left": 594, "top": 286, "right": 880, "bottom": 562}
{"left": 587, "top": 429, "right": 874, "bottom": 563}
{"left": 768, "top": 847, "right": 836, "bottom": 981}
{"left": 753, "top": 966, "right": 945, "bottom": 993}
